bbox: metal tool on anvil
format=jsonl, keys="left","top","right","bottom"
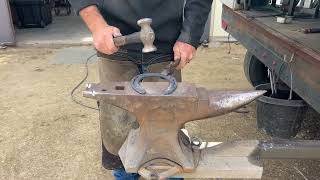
{"left": 113, "top": 18, "right": 157, "bottom": 53}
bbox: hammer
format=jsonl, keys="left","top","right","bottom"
{"left": 113, "top": 18, "right": 157, "bottom": 53}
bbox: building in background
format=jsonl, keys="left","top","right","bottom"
{"left": 210, "top": 0, "right": 230, "bottom": 42}
{"left": 0, "top": 0, "right": 15, "bottom": 45}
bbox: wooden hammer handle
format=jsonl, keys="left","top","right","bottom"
{"left": 113, "top": 32, "right": 140, "bottom": 47}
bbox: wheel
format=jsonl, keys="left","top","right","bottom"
{"left": 243, "top": 51, "right": 269, "bottom": 87}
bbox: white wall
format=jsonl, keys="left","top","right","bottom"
{"left": 0, "top": 0, "right": 15, "bottom": 45}
{"left": 210, "top": 0, "right": 230, "bottom": 41}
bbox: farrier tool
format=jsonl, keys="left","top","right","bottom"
{"left": 113, "top": 18, "right": 157, "bottom": 53}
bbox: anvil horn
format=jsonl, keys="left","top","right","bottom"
{"left": 191, "top": 88, "right": 266, "bottom": 121}
{"left": 208, "top": 90, "right": 266, "bottom": 115}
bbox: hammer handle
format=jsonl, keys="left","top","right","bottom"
{"left": 113, "top": 32, "right": 140, "bottom": 47}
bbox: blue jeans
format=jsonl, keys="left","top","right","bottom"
{"left": 113, "top": 169, "right": 184, "bottom": 180}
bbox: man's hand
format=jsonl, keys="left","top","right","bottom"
{"left": 92, "top": 25, "right": 122, "bottom": 55}
{"left": 79, "top": 5, "right": 121, "bottom": 55}
{"left": 173, "top": 41, "right": 196, "bottom": 69}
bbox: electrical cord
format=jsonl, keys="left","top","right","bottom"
{"left": 70, "top": 53, "right": 99, "bottom": 111}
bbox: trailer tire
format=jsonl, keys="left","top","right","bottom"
{"left": 244, "top": 51, "right": 269, "bottom": 86}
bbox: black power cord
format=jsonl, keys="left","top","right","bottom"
{"left": 70, "top": 53, "right": 99, "bottom": 111}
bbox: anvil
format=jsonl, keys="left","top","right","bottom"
{"left": 84, "top": 82, "right": 265, "bottom": 179}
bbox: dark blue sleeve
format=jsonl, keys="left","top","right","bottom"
{"left": 69, "top": 0, "right": 100, "bottom": 14}
{"left": 177, "top": 0, "right": 213, "bottom": 48}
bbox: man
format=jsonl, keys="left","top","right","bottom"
{"left": 69, "top": 0, "right": 212, "bottom": 179}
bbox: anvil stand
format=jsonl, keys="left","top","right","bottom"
{"left": 84, "top": 81, "right": 269, "bottom": 179}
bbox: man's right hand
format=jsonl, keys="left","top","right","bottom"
{"left": 79, "top": 5, "right": 122, "bottom": 55}
{"left": 92, "top": 25, "right": 122, "bottom": 55}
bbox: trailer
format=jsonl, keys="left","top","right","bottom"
{"left": 221, "top": 2, "right": 320, "bottom": 113}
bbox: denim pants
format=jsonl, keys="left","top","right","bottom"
{"left": 113, "top": 169, "right": 184, "bottom": 180}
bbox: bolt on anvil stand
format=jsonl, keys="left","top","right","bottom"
{"left": 84, "top": 81, "right": 320, "bottom": 179}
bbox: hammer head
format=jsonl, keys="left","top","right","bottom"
{"left": 137, "top": 18, "right": 157, "bottom": 53}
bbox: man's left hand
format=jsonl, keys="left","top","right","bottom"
{"left": 173, "top": 41, "right": 196, "bottom": 70}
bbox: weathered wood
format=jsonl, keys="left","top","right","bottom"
{"left": 174, "top": 140, "right": 263, "bottom": 179}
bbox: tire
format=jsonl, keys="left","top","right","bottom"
{"left": 243, "top": 51, "right": 269, "bottom": 87}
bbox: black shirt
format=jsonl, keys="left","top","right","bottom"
{"left": 70, "top": 0, "right": 212, "bottom": 54}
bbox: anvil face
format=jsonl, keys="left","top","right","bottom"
{"left": 84, "top": 82, "right": 265, "bottom": 178}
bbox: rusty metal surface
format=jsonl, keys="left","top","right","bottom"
{"left": 84, "top": 82, "right": 265, "bottom": 178}
{"left": 253, "top": 16, "right": 320, "bottom": 54}
{"left": 222, "top": 5, "right": 320, "bottom": 113}
{"left": 225, "top": 7, "right": 320, "bottom": 59}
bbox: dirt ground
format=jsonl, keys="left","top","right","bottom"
{"left": 0, "top": 44, "right": 319, "bottom": 180}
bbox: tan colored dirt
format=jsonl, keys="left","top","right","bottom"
{"left": 0, "top": 44, "right": 319, "bottom": 180}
